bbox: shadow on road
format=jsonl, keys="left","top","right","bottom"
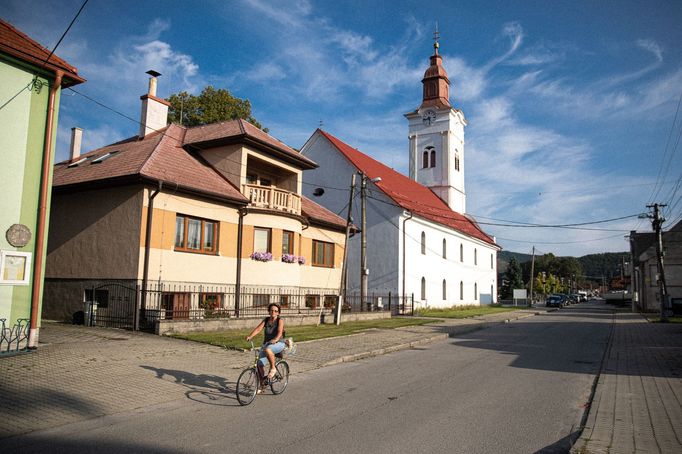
{"left": 140, "top": 365, "right": 239, "bottom": 406}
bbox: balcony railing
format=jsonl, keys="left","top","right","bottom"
{"left": 243, "top": 184, "right": 301, "bottom": 215}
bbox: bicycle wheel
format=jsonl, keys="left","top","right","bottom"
{"left": 236, "top": 367, "right": 259, "bottom": 405}
{"left": 270, "top": 360, "right": 289, "bottom": 395}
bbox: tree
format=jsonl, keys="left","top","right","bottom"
{"left": 501, "top": 256, "right": 524, "bottom": 299}
{"left": 167, "top": 86, "right": 267, "bottom": 131}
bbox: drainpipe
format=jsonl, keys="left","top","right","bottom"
{"left": 401, "top": 210, "right": 413, "bottom": 308}
{"left": 141, "top": 182, "right": 162, "bottom": 326}
{"left": 235, "top": 208, "right": 247, "bottom": 317}
{"left": 28, "top": 70, "right": 63, "bottom": 349}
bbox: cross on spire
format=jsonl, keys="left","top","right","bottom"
{"left": 433, "top": 22, "right": 440, "bottom": 54}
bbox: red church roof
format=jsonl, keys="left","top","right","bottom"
{"left": 318, "top": 130, "right": 498, "bottom": 247}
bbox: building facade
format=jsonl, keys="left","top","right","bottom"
{"left": 0, "top": 19, "right": 84, "bottom": 350}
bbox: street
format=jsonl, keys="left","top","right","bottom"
{"left": 5, "top": 302, "right": 613, "bottom": 454}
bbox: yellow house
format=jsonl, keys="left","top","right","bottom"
{"left": 43, "top": 76, "right": 346, "bottom": 331}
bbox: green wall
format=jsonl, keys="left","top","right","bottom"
{"left": 0, "top": 58, "right": 60, "bottom": 328}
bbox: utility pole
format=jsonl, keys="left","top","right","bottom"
{"left": 647, "top": 203, "right": 669, "bottom": 321}
{"left": 529, "top": 246, "right": 535, "bottom": 306}
{"left": 360, "top": 173, "right": 369, "bottom": 311}
{"left": 336, "top": 174, "right": 356, "bottom": 325}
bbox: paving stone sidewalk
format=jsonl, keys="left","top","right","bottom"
{"left": 571, "top": 312, "right": 682, "bottom": 454}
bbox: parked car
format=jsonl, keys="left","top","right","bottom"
{"left": 546, "top": 295, "right": 564, "bottom": 308}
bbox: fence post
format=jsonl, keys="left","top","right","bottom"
{"left": 134, "top": 284, "right": 140, "bottom": 331}
{"left": 411, "top": 293, "right": 414, "bottom": 316}
{"left": 388, "top": 291, "right": 392, "bottom": 314}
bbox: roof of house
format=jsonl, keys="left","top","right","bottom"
{"left": 0, "top": 19, "right": 85, "bottom": 87}
{"left": 53, "top": 121, "right": 346, "bottom": 229}
{"left": 183, "top": 119, "right": 317, "bottom": 169}
{"left": 316, "top": 129, "right": 498, "bottom": 247}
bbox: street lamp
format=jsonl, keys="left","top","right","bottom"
{"left": 360, "top": 173, "right": 381, "bottom": 311}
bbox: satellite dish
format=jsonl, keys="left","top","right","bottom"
{"left": 313, "top": 188, "right": 325, "bottom": 197}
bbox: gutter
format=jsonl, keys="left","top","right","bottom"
{"left": 235, "top": 207, "right": 247, "bottom": 317}
{"left": 140, "top": 181, "right": 162, "bottom": 328}
{"left": 28, "top": 70, "right": 63, "bottom": 349}
{"left": 402, "top": 210, "right": 413, "bottom": 305}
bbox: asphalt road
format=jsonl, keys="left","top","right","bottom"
{"left": 8, "top": 302, "right": 613, "bottom": 454}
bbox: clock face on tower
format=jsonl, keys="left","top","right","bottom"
{"left": 422, "top": 110, "right": 436, "bottom": 125}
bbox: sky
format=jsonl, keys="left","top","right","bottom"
{"left": 4, "top": 0, "right": 682, "bottom": 258}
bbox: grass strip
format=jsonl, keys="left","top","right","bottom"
{"left": 415, "top": 305, "right": 526, "bottom": 319}
{"left": 171, "top": 317, "right": 442, "bottom": 350}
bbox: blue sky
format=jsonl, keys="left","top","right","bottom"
{"left": 4, "top": 0, "right": 682, "bottom": 257}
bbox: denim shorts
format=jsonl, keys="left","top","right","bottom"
{"left": 258, "top": 341, "right": 286, "bottom": 366}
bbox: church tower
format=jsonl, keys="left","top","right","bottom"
{"left": 405, "top": 36, "right": 467, "bottom": 214}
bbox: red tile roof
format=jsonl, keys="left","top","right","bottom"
{"left": 0, "top": 19, "right": 85, "bottom": 87}
{"left": 301, "top": 196, "right": 347, "bottom": 230}
{"left": 317, "top": 130, "right": 498, "bottom": 247}
{"left": 184, "top": 119, "right": 317, "bottom": 169}
{"left": 53, "top": 124, "right": 248, "bottom": 203}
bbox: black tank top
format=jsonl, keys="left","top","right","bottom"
{"left": 263, "top": 317, "right": 284, "bottom": 343}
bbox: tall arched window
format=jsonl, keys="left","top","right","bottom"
{"left": 455, "top": 152, "right": 460, "bottom": 171}
{"left": 442, "top": 239, "right": 447, "bottom": 259}
{"left": 421, "top": 277, "right": 426, "bottom": 300}
{"left": 460, "top": 244, "right": 464, "bottom": 262}
{"left": 491, "top": 253, "right": 494, "bottom": 269}
{"left": 459, "top": 281, "right": 463, "bottom": 300}
{"left": 442, "top": 279, "right": 447, "bottom": 300}
{"left": 430, "top": 149, "right": 436, "bottom": 168}
{"left": 475, "top": 282, "right": 478, "bottom": 300}
{"left": 474, "top": 248, "right": 478, "bottom": 265}
{"left": 421, "top": 231, "right": 426, "bottom": 255}
{"left": 491, "top": 285, "right": 494, "bottom": 303}
{"left": 422, "top": 151, "right": 429, "bottom": 168}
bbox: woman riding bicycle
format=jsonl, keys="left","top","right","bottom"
{"left": 245, "top": 302, "right": 286, "bottom": 381}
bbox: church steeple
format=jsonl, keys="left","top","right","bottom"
{"left": 420, "top": 33, "right": 451, "bottom": 109}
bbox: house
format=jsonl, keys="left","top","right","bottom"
{"left": 0, "top": 19, "right": 85, "bottom": 350}
{"left": 300, "top": 41, "right": 500, "bottom": 308}
{"left": 630, "top": 219, "right": 682, "bottom": 314}
{"left": 43, "top": 74, "right": 347, "bottom": 332}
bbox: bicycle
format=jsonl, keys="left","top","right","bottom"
{"left": 236, "top": 340, "right": 293, "bottom": 406}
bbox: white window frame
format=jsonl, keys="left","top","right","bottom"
{"left": 0, "top": 250, "right": 32, "bottom": 285}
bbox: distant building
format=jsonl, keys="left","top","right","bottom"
{"left": 630, "top": 219, "right": 682, "bottom": 314}
{"left": 0, "top": 19, "right": 85, "bottom": 350}
{"left": 301, "top": 41, "right": 499, "bottom": 308}
{"left": 43, "top": 74, "right": 346, "bottom": 331}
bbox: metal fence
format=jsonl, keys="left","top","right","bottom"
{"left": 83, "top": 280, "right": 412, "bottom": 331}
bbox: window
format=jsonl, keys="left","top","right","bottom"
{"left": 460, "top": 244, "right": 464, "bottom": 262}
{"left": 442, "top": 239, "right": 447, "bottom": 259}
{"left": 312, "top": 240, "right": 334, "bottom": 267}
{"left": 324, "top": 295, "right": 337, "bottom": 308}
{"left": 175, "top": 215, "right": 218, "bottom": 254}
{"left": 421, "top": 277, "right": 426, "bottom": 301}
{"left": 475, "top": 283, "right": 478, "bottom": 301}
{"left": 305, "top": 294, "right": 320, "bottom": 309}
{"left": 282, "top": 230, "right": 294, "bottom": 255}
{"left": 491, "top": 253, "right": 494, "bottom": 269}
{"left": 161, "top": 292, "right": 190, "bottom": 320}
{"left": 460, "top": 281, "right": 463, "bottom": 300}
{"left": 455, "top": 152, "right": 460, "bottom": 171}
{"left": 442, "top": 279, "right": 447, "bottom": 300}
{"left": 421, "top": 232, "right": 426, "bottom": 255}
{"left": 474, "top": 248, "right": 478, "bottom": 265}
{"left": 279, "top": 295, "right": 290, "bottom": 308}
{"left": 422, "top": 151, "right": 429, "bottom": 169}
{"left": 84, "top": 288, "right": 109, "bottom": 308}
{"left": 254, "top": 227, "right": 271, "bottom": 253}
{"left": 430, "top": 149, "right": 436, "bottom": 168}
{"left": 200, "top": 293, "right": 222, "bottom": 310}
{"left": 253, "top": 294, "right": 270, "bottom": 307}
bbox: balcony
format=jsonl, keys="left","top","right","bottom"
{"left": 243, "top": 184, "right": 301, "bottom": 215}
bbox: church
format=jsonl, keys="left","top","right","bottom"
{"left": 300, "top": 40, "right": 500, "bottom": 308}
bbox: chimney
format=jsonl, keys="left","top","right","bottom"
{"left": 70, "top": 127, "right": 83, "bottom": 161}
{"left": 139, "top": 70, "right": 170, "bottom": 138}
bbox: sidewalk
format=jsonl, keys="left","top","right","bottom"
{"left": 1, "top": 306, "right": 680, "bottom": 453}
{"left": 571, "top": 311, "right": 682, "bottom": 454}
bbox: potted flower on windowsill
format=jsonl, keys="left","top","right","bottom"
{"left": 297, "top": 256, "right": 306, "bottom": 265}
{"left": 281, "top": 253, "right": 297, "bottom": 263}
{"left": 250, "top": 251, "right": 273, "bottom": 262}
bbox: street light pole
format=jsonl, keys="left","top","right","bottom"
{"left": 336, "top": 174, "right": 356, "bottom": 325}
{"left": 647, "top": 203, "right": 669, "bottom": 321}
{"left": 360, "top": 173, "right": 369, "bottom": 311}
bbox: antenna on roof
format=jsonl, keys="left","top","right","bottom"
{"left": 319, "top": 119, "right": 324, "bottom": 129}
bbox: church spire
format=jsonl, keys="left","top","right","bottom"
{"left": 420, "top": 26, "right": 451, "bottom": 110}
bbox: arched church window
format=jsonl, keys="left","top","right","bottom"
{"left": 459, "top": 281, "right": 464, "bottom": 300}
{"left": 442, "top": 239, "right": 447, "bottom": 259}
{"left": 455, "top": 152, "right": 460, "bottom": 171}
{"left": 460, "top": 244, "right": 464, "bottom": 262}
{"left": 430, "top": 149, "right": 436, "bottom": 168}
{"left": 421, "top": 231, "right": 426, "bottom": 255}
{"left": 421, "top": 277, "right": 426, "bottom": 300}
{"left": 475, "top": 282, "right": 478, "bottom": 300}
{"left": 474, "top": 248, "right": 478, "bottom": 265}
{"left": 442, "top": 279, "right": 447, "bottom": 300}
{"left": 422, "top": 151, "right": 429, "bottom": 169}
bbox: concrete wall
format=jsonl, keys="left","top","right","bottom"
{"left": 156, "top": 310, "right": 390, "bottom": 335}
